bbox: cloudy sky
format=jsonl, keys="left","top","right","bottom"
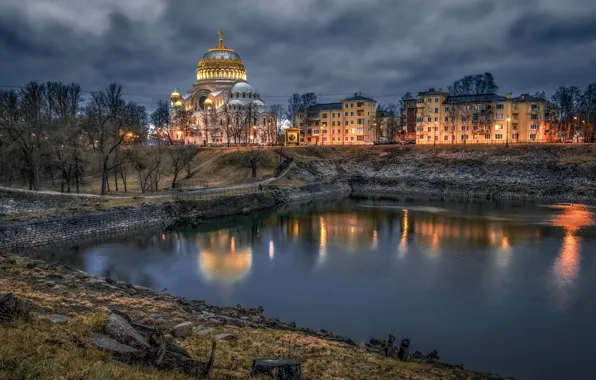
{"left": 1, "top": 0, "right": 595, "bottom": 109}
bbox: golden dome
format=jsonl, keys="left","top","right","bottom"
{"left": 174, "top": 100, "right": 183, "bottom": 107}
{"left": 170, "top": 89, "right": 181, "bottom": 99}
{"left": 197, "top": 30, "right": 247, "bottom": 81}
{"left": 204, "top": 98, "right": 213, "bottom": 105}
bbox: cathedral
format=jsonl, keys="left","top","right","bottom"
{"left": 168, "top": 31, "right": 276, "bottom": 146}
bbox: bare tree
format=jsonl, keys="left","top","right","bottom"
{"left": 151, "top": 100, "right": 171, "bottom": 145}
{"left": 168, "top": 145, "right": 199, "bottom": 189}
{"left": 269, "top": 104, "right": 285, "bottom": 145}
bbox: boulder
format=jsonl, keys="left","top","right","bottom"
{"left": 215, "top": 333, "right": 237, "bottom": 341}
{"left": 49, "top": 314, "right": 71, "bottom": 323}
{"left": 91, "top": 332, "right": 139, "bottom": 355}
{"left": 198, "top": 328, "right": 213, "bottom": 335}
{"left": 105, "top": 313, "right": 151, "bottom": 349}
{"left": 172, "top": 322, "right": 193, "bottom": 338}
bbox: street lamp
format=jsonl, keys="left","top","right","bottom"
{"left": 434, "top": 121, "right": 437, "bottom": 147}
{"left": 506, "top": 117, "right": 510, "bottom": 148}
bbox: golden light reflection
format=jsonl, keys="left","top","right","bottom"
{"left": 551, "top": 204, "right": 593, "bottom": 292}
{"left": 269, "top": 240, "right": 274, "bottom": 259}
{"left": 319, "top": 216, "right": 327, "bottom": 258}
{"left": 398, "top": 210, "right": 408, "bottom": 257}
{"left": 371, "top": 230, "right": 378, "bottom": 250}
{"left": 196, "top": 232, "right": 253, "bottom": 284}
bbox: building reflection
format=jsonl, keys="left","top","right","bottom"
{"left": 195, "top": 229, "right": 255, "bottom": 284}
{"left": 551, "top": 204, "right": 594, "bottom": 297}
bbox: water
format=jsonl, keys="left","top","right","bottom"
{"left": 41, "top": 198, "right": 596, "bottom": 380}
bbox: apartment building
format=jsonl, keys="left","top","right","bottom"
{"left": 296, "top": 93, "right": 377, "bottom": 145}
{"left": 415, "top": 89, "right": 557, "bottom": 145}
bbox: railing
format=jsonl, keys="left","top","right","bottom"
{"left": 172, "top": 185, "right": 261, "bottom": 201}
{"left": 173, "top": 180, "right": 209, "bottom": 191}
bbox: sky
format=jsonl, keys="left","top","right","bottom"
{"left": 1, "top": 0, "right": 595, "bottom": 110}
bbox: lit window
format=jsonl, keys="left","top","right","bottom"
{"left": 530, "top": 124, "right": 538, "bottom": 130}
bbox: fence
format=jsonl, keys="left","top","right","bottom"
{"left": 173, "top": 180, "right": 209, "bottom": 191}
{"left": 171, "top": 184, "right": 261, "bottom": 201}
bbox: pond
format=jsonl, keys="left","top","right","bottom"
{"left": 41, "top": 198, "right": 596, "bottom": 380}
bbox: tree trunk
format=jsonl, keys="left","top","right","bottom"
{"left": 250, "top": 359, "right": 301, "bottom": 380}
{"left": 101, "top": 157, "right": 109, "bottom": 195}
{"left": 114, "top": 167, "right": 119, "bottom": 192}
{"left": 120, "top": 166, "right": 127, "bottom": 193}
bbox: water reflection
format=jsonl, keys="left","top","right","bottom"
{"left": 550, "top": 204, "right": 594, "bottom": 307}
{"left": 195, "top": 231, "right": 254, "bottom": 284}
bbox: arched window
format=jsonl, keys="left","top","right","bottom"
{"left": 243, "top": 93, "right": 246, "bottom": 98}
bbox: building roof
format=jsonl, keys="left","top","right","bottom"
{"left": 444, "top": 93, "right": 507, "bottom": 104}
{"left": 417, "top": 88, "right": 445, "bottom": 96}
{"left": 512, "top": 94, "right": 545, "bottom": 102}
{"left": 343, "top": 92, "right": 376, "bottom": 102}
{"left": 307, "top": 103, "right": 342, "bottom": 111}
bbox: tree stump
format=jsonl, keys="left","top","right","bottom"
{"left": 250, "top": 359, "right": 302, "bottom": 380}
{"left": 397, "top": 338, "right": 410, "bottom": 361}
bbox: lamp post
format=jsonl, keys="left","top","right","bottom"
{"left": 434, "top": 121, "right": 437, "bottom": 147}
{"left": 506, "top": 117, "right": 510, "bottom": 147}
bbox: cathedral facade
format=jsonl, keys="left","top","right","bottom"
{"left": 168, "top": 31, "right": 276, "bottom": 146}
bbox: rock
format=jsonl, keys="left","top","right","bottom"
{"left": 49, "top": 314, "right": 70, "bottom": 323}
{"left": 87, "top": 278, "right": 117, "bottom": 289}
{"left": 52, "top": 284, "right": 67, "bottom": 290}
{"left": 198, "top": 328, "right": 213, "bottom": 335}
{"left": 105, "top": 313, "right": 151, "bottom": 349}
{"left": 91, "top": 332, "right": 140, "bottom": 360}
{"left": 0, "top": 293, "right": 28, "bottom": 322}
{"left": 215, "top": 333, "right": 237, "bottom": 341}
{"left": 172, "top": 322, "right": 193, "bottom": 338}
{"left": 208, "top": 318, "right": 222, "bottom": 325}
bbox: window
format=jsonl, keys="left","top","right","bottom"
{"left": 418, "top": 135, "right": 424, "bottom": 139}
{"left": 417, "top": 98, "right": 424, "bottom": 104}
{"left": 512, "top": 133, "right": 519, "bottom": 139}
{"left": 345, "top": 137, "right": 348, "bottom": 141}
{"left": 357, "top": 128, "right": 364, "bottom": 133}
{"left": 350, "top": 112, "right": 354, "bottom": 116}
{"left": 495, "top": 114, "right": 504, "bottom": 120}
{"left": 444, "top": 106, "right": 449, "bottom": 113}
{"left": 495, "top": 134, "right": 503, "bottom": 140}
{"left": 434, "top": 127, "right": 439, "bottom": 132}
{"left": 434, "top": 98, "right": 439, "bottom": 103}
{"left": 427, "top": 117, "right": 432, "bottom": 122}
{"left": 496, "top": 104, "right": 504, "bottom": 110}
{"left": 344, "top": 112, "right": 348, "bottom": 117}
{"left": 530, "top": 114, "right": 538, "bottom": 120}
{"left": 357, "top": 102, "right": 364, "bottom": 107}
{"left": 322, "top": 122, "right": 328, "bottom": 127}
{"left": 331, "top": 121, "right": 335, "bottom": 126}
{"left": 345, "top": 128, "right": 348, "bottom": 133}
{"left": 444, "top": 135, "right": 449, "bottom": 141}
{"left": 473, "top": 115, "right": 479, "bottom": 121}
{"left": 427, "top": 127, "right": 431, "bottom": 132}
{"left": 351, "top": 103, "right": 354, "bottom": 108}
{"left": 495, "top": 125, "right": 503, "bottom": 130}
{"left": 434, "top": 108, "right": 439, "bottom": 113}
{"left": 357, "top": 136, "right": 364, "bottom": 141}
{"left": 444, "top": 117, "right": 449, "bottom": 122}
{"left": 322, "top": 129, "right": 328, "bottom": 134}
{"left": 444, "top": 126, "right": 449, "bottom": 132}
{"left": 351, "top": 120, "right": 354, "bottom": 124}
{"left": 323, "top": 137, "right": 328, "bottom": 142}
{"left": 435, "top": 136, "right": 438, "bottom": 141}
{"left": 344, "top": 121, "right": 348, "bottom": 125}
{"left": 427, "top": 98, "right": 432, "bottom": 104}
{"left": 427, "top": 136, "right": 431, "bottom": 141}
{"left": 357, "top": 119, "right": 364, "bottom": 124}
{"left": 530, "top": 134, "right": 536, "bottom": 140}
{"left": 530, "top": 124, "right": 538, "bottom": 130}
{"left": 344, "top": 103, "right": 348, "bottom": 109}
{"left": 461, "top": 135, "right": 467, "bottom": 140}
{"left": 307, "top": 129, "right": 312, "bottom": 134}
{"left": 434, "top": 117, "right": 438, "bottom": 122}
{"left": 322, "top": 113, "right": 327, "bottom": 118}
{"left": 331, "top": 113, "right": 335, "bottom": 118}
{"left": 531, "top": 104, "right": 538, "bottom": 110}
{"left": 351, "top": 137, "right": 354, "bottom": 141}
{"left": 485, "top": 134, "right": 491, "bottom": 139}
{"left": 313, "top": 129, "right": 319, "bottom": 134}
{"left": 416, "top": 116, "right": 423, "bottom": 122}
{"left": 351, "top": 128, "right": 355, "bottom": 133}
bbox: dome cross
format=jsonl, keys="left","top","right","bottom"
{"left": 218, "top": 30, "right": 224, "bottom": 48}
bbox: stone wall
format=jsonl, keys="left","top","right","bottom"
{"left": 0, "top": 204, "right": 176, "bottom": 252}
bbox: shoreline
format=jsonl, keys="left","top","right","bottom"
{"left": 0, "top": 253, "right": 507, "bottom": 379}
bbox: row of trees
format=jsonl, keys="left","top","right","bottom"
{"left": 153, "top": 100, "right": 280, "bottom": 146}
{"left": 0, "top": 81, "right": 201, "bottom": 194}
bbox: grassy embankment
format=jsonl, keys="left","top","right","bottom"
{"left": 0, "top": 254, "right": 501, "bottom": 380}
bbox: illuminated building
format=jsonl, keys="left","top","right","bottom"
{"left": 295, "top": 93, "right": 378, "bottom": 145}
{"left": 168, "top": 31, "right": 276, "bottom": 146}
{"left": 414, "top": 89, "right": 559, "bottom": 144}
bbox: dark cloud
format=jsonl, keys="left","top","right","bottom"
{"left": 1, "top": 0, "right": 595, "bottom": 109}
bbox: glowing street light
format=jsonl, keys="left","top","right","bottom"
{"left": 506, "top": 117, "right": 511, "bottom": 148}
